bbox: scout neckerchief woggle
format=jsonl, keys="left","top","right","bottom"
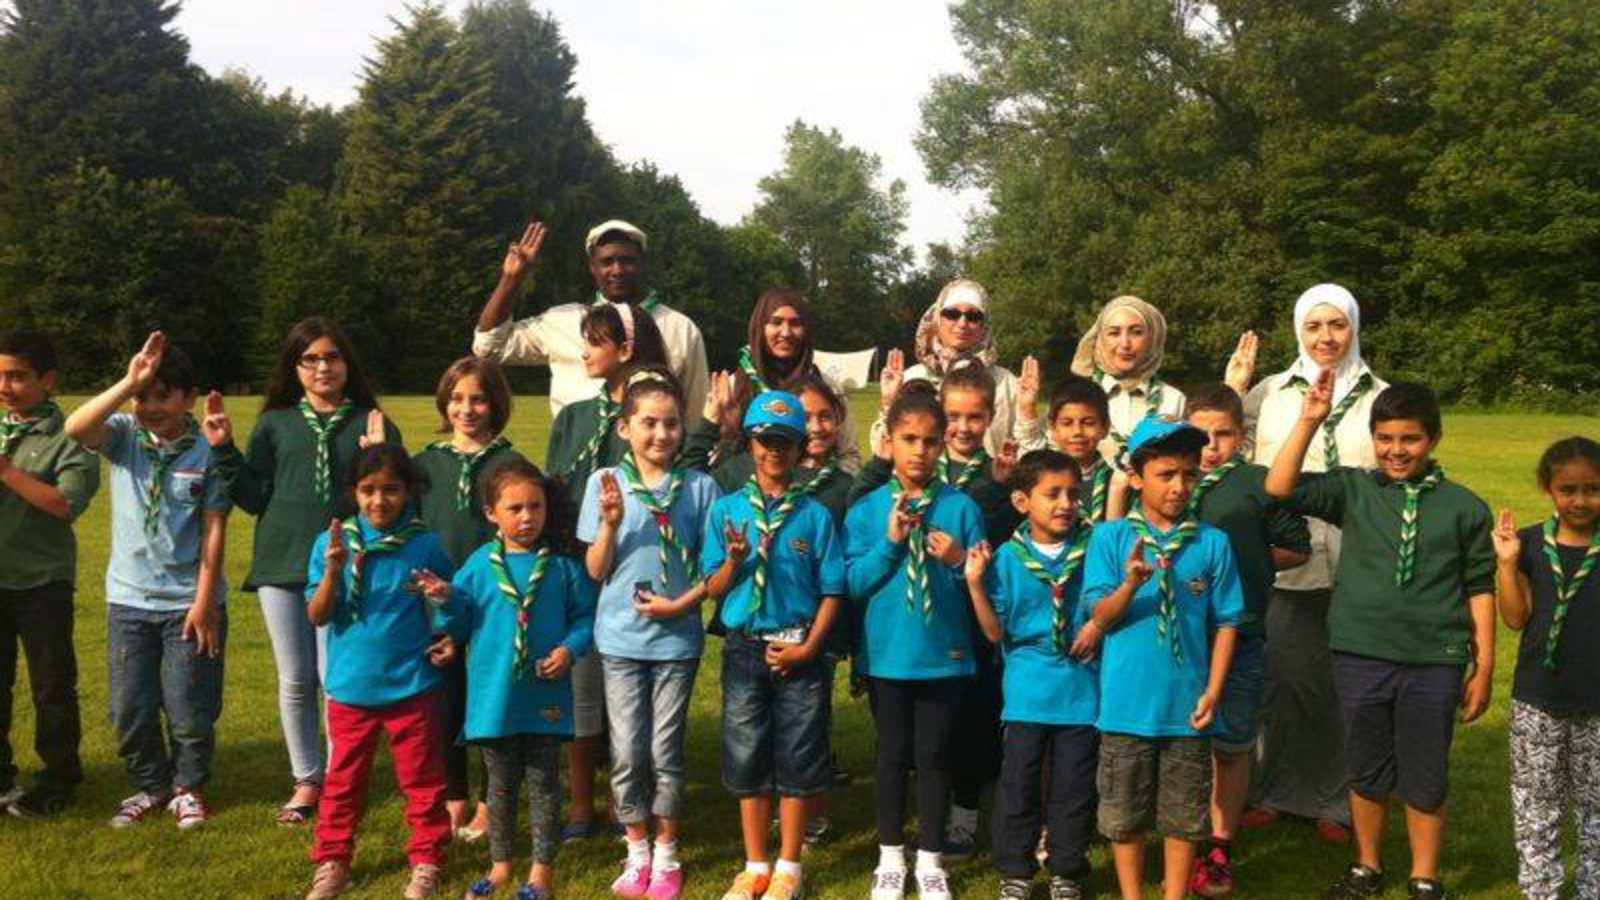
{"left": 731, "top": 476, "right": 807, "bottom": 627}
{"left": 617, "top": 452, "right": 698, "bottom": 584}
{"left": 340, "top": 517, "right": 424, "bottom": 621}
{"left": 1292, "top": 372, "right": 1372, "bottom": 468}
{"left": 490, "top": 535, "right": 551, "bottom": 679}
{"left": 891, "top": 476, "right": 941, "bottom": 621}
{"left": 298, "top": 398, "right": 354, "bottom": 504}
{"left": 1540, "top": 515, "right": 1600, "bottom": 669}
{"left": 0, "top": 400, "right": 61, "bottom": 457}
{"left": 1006, "top": 522, "right": 1092, "bottom": 652}
{"left": 1394, "top": 464, "right": 1445, "bottom": 586}
{"left": 1188, "top": 454, "right": 1244, "bottom": 512}
{"left": 434, "top": 435, "right": 510, "bottom": 511}
{"left": 1126, "top": 507, "right": 1200, "bottom": 662}
{"left": 137, "top": 415, "right": 199, "bottom": 535}
{"left": 938, "top": 448, "right": 990, "bottom": 491}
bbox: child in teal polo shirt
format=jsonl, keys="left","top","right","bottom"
{"left": 425, "top": 458, "right": 596, "bottom": 900}
{"left": 1082, "top": 418, "right": 1243, "bottom": 900}
{"left": 0, "top": 328, "right": 100, "bottom": 818}
{"left": 703, "top": 390, "right": 845, "bottom": 900}
{"left": 64, "top": 333, "right": 233, "bottom": 830}
{"left": 1266, "top": 375, "right": 1495, "bottom": 900}
{"left": 963, "top": 449, "right": 1101, "bottom": 900}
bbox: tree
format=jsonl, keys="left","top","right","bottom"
{"left": 338, "top": 3, "right": 515, "bottom": 388}
{"left": 751, "top": 120, "right": 911, "bottom": 351}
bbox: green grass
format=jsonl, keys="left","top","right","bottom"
{"left": 1, "top": 396, "right": 1595, "bottom": 900}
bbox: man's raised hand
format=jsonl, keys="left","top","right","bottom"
{"left": 502, "top": 222, "right": 547, "bottom": 282}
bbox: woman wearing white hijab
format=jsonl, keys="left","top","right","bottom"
{"left": 873, "top": 277, "right": 1019, "bottom": 457}
{"left": 1069, "top": 294, "right": 1187, "bottom": 461}
{"left": 1226, "top": 282, "right": 1388, "bottom": 840}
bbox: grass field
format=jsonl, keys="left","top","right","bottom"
{"left": 1, "top": 394, "right": 1595, "bottom": 900}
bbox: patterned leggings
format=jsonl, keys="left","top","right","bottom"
{"left": 1510, "top": 700, "right": 1600, "bottom": 900}
{"left": 480, "top": 734, "right": 563, "bottom": 865}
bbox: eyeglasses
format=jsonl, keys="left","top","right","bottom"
{"left": 939, "top": 308, "right": 986, "bottom": 325}
{"left": 297, "top": 351, "right": 345, "bottom": 370}
{"left": 752, "top": 432, "right": 797, "bottom": 450}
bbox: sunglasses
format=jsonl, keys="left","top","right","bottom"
{"left": 939, "top": 307, "right": 986, "bottom": 325}
{"left": 752, "top": 432, "right": 798, "bottom": 449}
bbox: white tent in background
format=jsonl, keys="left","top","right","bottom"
{"left": 814, "top": 348, "right": 878, "bottom": 392}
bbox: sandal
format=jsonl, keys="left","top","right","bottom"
{"left": 276, "top": 780, "right": 321, "bottom": 826}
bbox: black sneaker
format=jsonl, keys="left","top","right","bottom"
{"left": 997, "top": 877, "right": 1031, "bottom": 900}
{"left": 1407, "top": 878, "right": 1447, "bottom": 900}
{"left": 1326, "top": 865, "right": 1384, "bottom": 899}
{"left": 1046, "top": 877, "right": 1083, "bottom": 900}
{"left": 7, "top": 782, "right": 73, "bottom": 818}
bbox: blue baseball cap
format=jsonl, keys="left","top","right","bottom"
{"left": 743, "top": 390, "right": 807, "bottom": 442}
{"left": 1125, "top": 416, "right": 1209, "bottom": 459}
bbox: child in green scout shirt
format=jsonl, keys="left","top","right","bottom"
{"left": 412, "top": 356, "right": 522, "bottom": 842}
{"left": 542, "top": 302, "right": 666, "bottom": 842}
{"left": 1180, "top": 383, "right": 1312, "bottom": 898}
{"left": 1013, "top": 366, "right": 1115, "bottom": 523}
{"left": 1265, "top": 375, "right": 1495, "bottom": 900}
{"left": 212, "top": 316, "right": 400, "bottom": 825}
{"left": 64, "top": 333, "right": 233, "bottom": 830}
{"left": 0, "top": 329, "right": 100, "bottom": 818}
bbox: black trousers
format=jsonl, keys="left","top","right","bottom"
{"left": 0, "top": 581, "right": 82, "bottom": 788}
{"left": 992, "top": 722, "right": 1098, "bottom": 880}
{"left": 951, "top": 645, "right": 1003, "bottom": 808}
{"left": 439, "top": 654, "right": 486, "bottom": 803}
{"left": 870, "top": 676, "right": 964, "bottom": 848}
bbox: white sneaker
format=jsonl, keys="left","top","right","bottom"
{"left": 0, "top": 785, "right": 26, "bottom": 812}
{"left": 870, "top": 867, "right": 907, "bottom": 900}
{"left": 168, "top": 790, "right": 209, "bottom": 830}
{"left": 110, "top": 791, "right": 172, "bottom": 828}
{"left": 306, "top": 861, "right": 351, "bottom": 900}
{"left": 403, "top": 863, "right": 442, "bottom": 899}
{"left": 916, "top": 868, "right": 952, "bottom": 900}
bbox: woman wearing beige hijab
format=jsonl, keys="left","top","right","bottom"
{"left": 1068, "top": 295, "right": 1187, "bottom": 461}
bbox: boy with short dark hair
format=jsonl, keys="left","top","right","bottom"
{"left": 1181, "top": 382, "right": 1312, "bottom": 898}
{"left": 963, "top": 449, "right": 1101, "bottom": 900}
{"left": 64, "top": 332, "right": 234, "bottom": 829}
{"left": 1265, "top": 375, "right": 1495, "bottom": 900}
{"left": 1013, "top": 361, "right": 1114, "bottom": 522}
{"left": 1082, "top": 418, "right": 1243, "bottom": 900}
{"left": 0, "top": 328, "right": 100, "bottom": 817}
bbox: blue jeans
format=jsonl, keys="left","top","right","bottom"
{"left": 720, "top": 635, "right": 830, "bottom": 797}
{"left": 259, "top": 585, "right": 326, "bottom": 784}
{"left": 601, "top": 654, "right": 698, "bottom": 823}
{"left": 107, "top": 604, "right": 227, "bottom": 793}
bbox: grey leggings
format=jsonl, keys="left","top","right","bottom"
{"left": 480, "top": 734, "right": 563, "bottom": 864}
{"left": 258, "top": 585, "right": 326, "bottom": 784}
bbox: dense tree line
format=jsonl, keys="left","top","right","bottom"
{"left": 919, "top": 0, "right": 1600, "bottom": 404}
{"left": 0, "top": 0, "right": 919, "bottom": 391}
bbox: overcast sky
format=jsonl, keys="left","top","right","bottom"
{"left": 172, "top": 0, "right": 984, "bottom": 255}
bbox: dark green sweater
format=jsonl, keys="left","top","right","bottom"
{"left": 412, "top": 441, "right": 525, "bottom": 566}
{"left": 1288, "top": 466, "right": 1494, "bottom": 665}
{"left": 218, "top": 405, "right": 402, "bottom": 589}
{"left": 545, "top": 396, "right": 628, "bottom": 517}
{"left": 1192, "top": 462, "right": 1312, "bottom": 636}
{"left": 0, "top": 407, "right": 99, "bottom": 589}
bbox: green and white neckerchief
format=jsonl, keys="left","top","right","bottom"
{"left": 1540, "top": 516, "right": 1600, "bottom": 669}
{"left": 1393, "top": 464, "right": 1446, "bottom": 586}
{"left": 937, "top": 449, "right": 990, "bottom": 491}
{"left": 0, "top": 400, "right": 61, "bottom": 457}
{"left": 593, "top": 290, "right": 660, "bottom": 314}
{"left": 1290, "top": 371, "right": 1373, "bottom": 468}
{"left": 1126, "top": 507, "right": 1201, "bottom": 663}
{"left": 799, "top": 456, "right": 840, "bottom": 498}
{"left": 1188, "top": 454, "right": 1245, "bottom": 513}
{"left": 617, "top": 453, "right": 698, "bottom": 584}
{"left": 1006, "top": 522, "right": 1092, "bottom": 653}
{"left": 489, "top": 536, "right": 551, "bottom": 680}
{"left": 298, "top": 398, "right": 354, "bottom": 504}
{"left": 891, "top": 476, "right": 942, "bottom": 621}
{"left": 432, "top": 435, "right": 510, "bottom": 511}
{"left": 737, "top": 345, "right": 770, "bottom": 394}
{"left": 136, "top": 415, "right": 199, "bottom": 536}
{"left": 340, "top": 517, "right": 424, "bottom": 622}
{"left": 569, "top": 389, "right": 620, "bottom": 480}
{"left": 738, "top": 477, "right": 808, "bottom": 622}
{"left": 1096, "top": 368, "right": 1166, "bottom": 448}
{"left": 1082, "top": 460, "right": 1113, "bottom": 523}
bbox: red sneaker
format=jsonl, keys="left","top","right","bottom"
{"left": 1239, "top": 807, "right": 1279, "bottom": 829}
{"left": 1188, "top": 843, "right": 1235, "bottom": 898}
{"left": 1316, "top": 819, "right": 1352, "bottom": 844}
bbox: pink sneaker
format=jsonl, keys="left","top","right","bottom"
{"left": 612, "top": 860, "right": 652, "bottom": 900}
{"left": 646, "top": 867, "right": 684, "bottom": 900}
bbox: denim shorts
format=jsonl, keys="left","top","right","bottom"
{"left": 1213, "top": 632, "right": 1266, "bottom": 754}
{"left": 720, "top": 635, "right": 831, "bottom": 797}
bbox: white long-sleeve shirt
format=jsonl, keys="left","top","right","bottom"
{"left": 473, "top": 300, "right": 710, "bottom": 419}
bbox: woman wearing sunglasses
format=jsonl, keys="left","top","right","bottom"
{"left": 874, "top": 278, "right": 1018, "bottom": 458}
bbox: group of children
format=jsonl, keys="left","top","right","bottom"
{"left": 0, "top": 310, "right": 1595, "bottom": 900}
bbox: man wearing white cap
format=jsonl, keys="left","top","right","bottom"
{"left": 472, "top": 219, "right": 710, "bottom": 417}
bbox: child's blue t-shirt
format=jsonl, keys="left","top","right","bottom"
{"left": 447, "top": 544, "right": 596, "bottom": 740}
{"left": 701, "top": 489, "right": 846, "bottom": 634}
{"left": 1082, "top": 518, "right": 1245, "bottom": 737}
{"left": 985, "top": 530, "right": 1099, "bottom": 726}
{"left": 100, "top": 413, "right": 232, "bottom": 611}
{"left": 845, "top": 481, "right": 986, "bottom": 680}
{"left": 306, "top": 517, "right": 458, "bottom": 707}
{"left": 576, "top": 466, "right": 720, "bottom": 661}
